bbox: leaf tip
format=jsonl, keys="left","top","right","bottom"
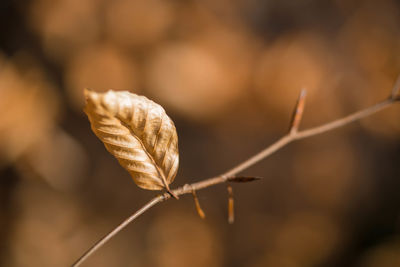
{"left": 84, "top": 88, "right": 100, "bottom": 108}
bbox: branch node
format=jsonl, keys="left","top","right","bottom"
{"left": 220, "top": 174, "right": 229, "bottom": 181}
{"left": 289, "top": 89, "right": 307, "bottom": 135}
{"left": 227, "top": 185, "right": 234, "bottom": 224}
{"left": 192, "top": 189, "right": 206, "bottom": 219}
{"left": 166, "top": 185, "right": 179, "bottom": 200}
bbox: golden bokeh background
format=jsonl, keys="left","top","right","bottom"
{"left": 0, "top": 0, "right": 400, "bottom": 266}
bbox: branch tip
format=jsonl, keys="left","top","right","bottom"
{"left": 390, "top": 74, "right": 400, "bottom": 99}
{"left": 289, "top": 89, "right": 307, "bottom": 134}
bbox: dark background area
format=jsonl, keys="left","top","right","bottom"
{"left": 1, "top": 0, "right": 400, "bottom": 266}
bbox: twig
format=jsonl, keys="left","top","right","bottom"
{"left": 295, "top": 98, "right": 393, "bottom": 139}
{"left": 72, "top": 196, "right": 163, "bottom": 266}
{"left": 72, "top": 82, "right": 400, "bottom": 267}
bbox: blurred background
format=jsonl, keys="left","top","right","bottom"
{"left": 0, "top": 0, "right": 400, "bottom": 266}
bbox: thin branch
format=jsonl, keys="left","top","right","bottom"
{"left": 72, "top": 196, "right": 164, "bottom": 267}
{"left": 295, "top": 98, "right": 393, "bottom": 139}
{"left": 73, "top": 85, "right": 400, "bottom": 267}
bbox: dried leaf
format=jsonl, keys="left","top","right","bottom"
{"left": 84, "top": 89, "right": 179, "bottom": 191}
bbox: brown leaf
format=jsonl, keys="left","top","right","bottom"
{"left": 84, "top": 89, "right": 179, "bottom": 191}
